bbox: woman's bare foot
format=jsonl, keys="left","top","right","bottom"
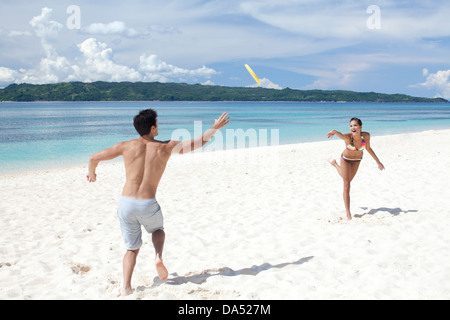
{"left": 118, "top": 287, "right": 134, "bottom": 297}
{"left": 327, "top": 157, "right": 338, "bottom": 167}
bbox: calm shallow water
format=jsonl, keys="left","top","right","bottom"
{"left": 1, "top": 101, "right": 450, "bottom": 174}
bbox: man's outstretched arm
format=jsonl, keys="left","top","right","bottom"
{"left": 172, "top": 113, "right": 230, "bottom": 154}
{"left": 87, "top": 142, "right": 124, "bottom": 182}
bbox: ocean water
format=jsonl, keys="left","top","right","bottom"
{"left": 1, "top": 101, "right": 450, "bottom": 174}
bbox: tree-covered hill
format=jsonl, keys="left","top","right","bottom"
{"left": 0, "top": 81, "right": 447, "bottom": 103}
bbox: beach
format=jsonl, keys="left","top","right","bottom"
{"left": 1, "top": 129, "right": 450, "bottom": 300}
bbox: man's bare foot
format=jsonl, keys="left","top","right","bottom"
{"left": 118, "top": 287, "right": 134, "bottom": 297}
{"left": 155, "top": 256, "right": 168, "bottom": 281}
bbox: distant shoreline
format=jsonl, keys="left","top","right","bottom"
{"left": 1, "top": 100, "right": 449, "bottom": 104}
{"left": 0, "top": 81, "right": 447, "bottom": 103}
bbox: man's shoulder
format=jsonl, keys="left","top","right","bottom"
{"left": 119, "top": 139, "right": 139, "bottom": 147}
{"left": 158, "top": 140, "right": 181, "bottom": 153}
{"left": 165, "top": 140, "right": 180, "bottom": 147}
{"left": 117, "top": 139, "right": 144, "bottom": 152}
{"left": 122, "top": 139, "right": 179, "bottom": 153}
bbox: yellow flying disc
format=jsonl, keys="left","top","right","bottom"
{"left": 245, "top": 64, "right": 261, "bottom": 85}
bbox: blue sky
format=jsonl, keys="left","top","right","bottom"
{"left": 1, "top": 0, "right": 450, "bottom": 99}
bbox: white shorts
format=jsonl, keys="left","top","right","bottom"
{"left": 117, "top": 196, "right": 164, "bottom": 250}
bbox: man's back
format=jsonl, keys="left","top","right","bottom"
{"left": 121, "top": 138, "right": 173, "bottom": 200}
{"left": 86, "top": 111, "right": 229, "bottom": 295}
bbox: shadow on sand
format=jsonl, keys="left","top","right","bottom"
{"left": 144, "top": 256, "right": 314, "bottom": 289}
{"left": 355, "top": 207, "right": 418, "bottom": 218}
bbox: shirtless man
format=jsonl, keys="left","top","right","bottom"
{"left": 86, "top": 109, "right": 230, "bottom": 296}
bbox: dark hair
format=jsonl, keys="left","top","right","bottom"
{"left": 134, "top": 109, "right": 158, "bottom": 136}
{"left": 350, "top": 117, "right": 363, "bottom": 126}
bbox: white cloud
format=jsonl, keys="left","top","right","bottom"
{"left": 0, "top": 67, "right": 17, "bottom": 82}
{"left": 83, "top": 21, "right": 140, "bottom": 38}
{"left": 247, "top": 78, "right": 282, "bottom": 90}
{"left": 419, "top": 69, "right": 450, "bottom": 100}
{"left": 139, "top": 54, "right": 218, "bottom": 82}
{"left": 0, "top": 7, "right": 219, "bottom": 86}
{"left": 22, "top": 55, "right": 75, "bottom": 84}
{"left": 77, "top": 38, "right": 142, "bottom": 82}
{"left": 12, "top": 8, "right": 77, "bottom": 84}
{"left": 300, "top": 60, "right": 371, "bottom": 90}
{"left": 147, "top": 25, "right": 181, "bottom": 35}
{"left": 6, "top": 30, "right": 33, "bottom": 37}
{"left": 201, "top": 80, "right": 216, "bottom": 86}
{"left": 239, "top": 0, "right": 367, "bottom": 39}
{"left": 29, "top": 7, "right": 63, "bottom": 40}
{"left": 239, "top": 0, "right": 450, "bottom": 40}
{"left": 3, "top": 2, "right": 449, "bottom": 94}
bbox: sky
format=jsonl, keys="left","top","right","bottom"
{"left": 1, "top": 0, "right": 450, "bottom": 99}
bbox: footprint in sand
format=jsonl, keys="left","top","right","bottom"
{"left": 0, "top": 262, "right": 13, "bottom": 268}
{"left": 69, "top": 263, "right": 92, "bottom": 275}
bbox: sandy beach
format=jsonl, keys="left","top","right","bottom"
{"left": 1, "top": 129, "right": 450, "bottom": 300}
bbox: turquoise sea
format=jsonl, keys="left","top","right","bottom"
{"left": 1, "top": 101, "right": 450, "bottom": 174}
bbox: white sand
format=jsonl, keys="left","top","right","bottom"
{"left": 1, "top": 129, "right": 450, "bottom": 300}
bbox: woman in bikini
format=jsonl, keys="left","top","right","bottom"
{"left": 327, "top": 118, "right": 385, "bottom": 220}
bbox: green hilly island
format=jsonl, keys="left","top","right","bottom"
{"left": 0, "top": 82, "right": 447, "bottom": 103}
